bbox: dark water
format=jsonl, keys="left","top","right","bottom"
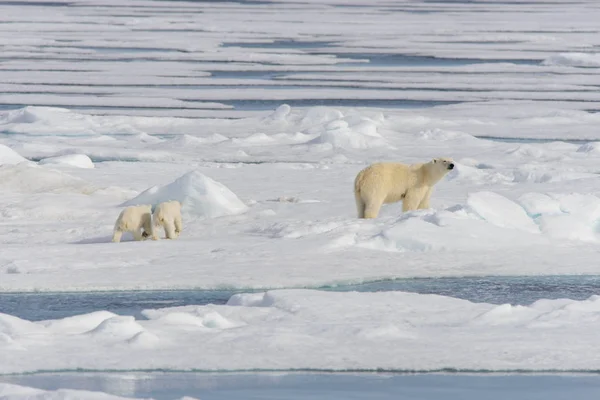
{"left": 2, "top": 276, "right": 599, "bottom": 321}
{"left": 2, "top": 372, "right": 600, "bottom": 400}
{"left": 474, "top": 135, "right": 591, "bottom": 145}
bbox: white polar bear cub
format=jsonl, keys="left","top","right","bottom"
{"left": 112, "top": 204, "right": 153, "bottom": 242}
{"left": 151, "top": 200, "right": 183, "bottom": 240}
{"left": 354, "top": 157, "right": 454, "bottom": 219}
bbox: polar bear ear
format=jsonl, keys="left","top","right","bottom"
{"left": 433, "top": 158, "right": 438, "bottom": 163}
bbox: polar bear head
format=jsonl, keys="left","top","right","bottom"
{"left": 425, "top": 157, "right": 455, "bottom": 184}
{"left": 432, "top": 157, "right": 455, "bottom": 170}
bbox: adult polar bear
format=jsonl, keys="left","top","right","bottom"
{"left": 354, "top": 158, "right": 454, "bottom": 219}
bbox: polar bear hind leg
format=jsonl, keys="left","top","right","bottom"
{"left": 174, "top": 215, "right": 183, "bottom": 237}
{"left": 132, "top": 229, "right": 144, "bottom": 241}
{"left": 142, "top": 215, "right": 153, "bottom": 240}
{"left": 355, "top": 192, "right": 366, "bottom": 218}
{"left": 162, "top": 220, "right": 175, "bottom": 239}
{"left": 364, "top": 198, "right": 384, "bottom": 219}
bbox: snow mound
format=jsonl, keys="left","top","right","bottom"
{"left": 577, "top": 142, "right": 600, "bottom": 153}
{"left": 38, "top": 154, "right": 94, "bottom": 169}
{"left": 516, "top": 193, "right": 600, "bottom": 242}
{"left": 0, "top": 382, "right": 152, "bottom": 399}
{"left": 232, "top": 132, "right": 276, "bottom": 145}
{"left": 0, "top": 163, "right": 95, "bottom": 194}
{"left": 264, "top": 103, "right": 292, "bottom": 122}
{"left": 41, "top": 311, "right": 117, "bottom": 334}
{"left": 307, "top": 117, "right": 386, "bottom": 149}
{"left": 4, "top": 290, "right": 600, "bottom": 373}
{"left": 162, "top": 133, "right": 228, "bottom": 148}
{"left": 143, "top": 307, "right": 242, "bottom": 329}
{"left": 357, "top": 209, "right": 540, "bottom": 253}
{"left": 417, "top": 128, "right": 479, "bottom": 143}
{"left": 467, "top": 191, "right": 540, "bottom": 233}
{"left": 133, "top": 132, "right": 163, "bottom": 144}
{"left": 446, "top": 163, "right": 511, "bottom": 184}
{"left": 537, "top": 213, "right": 599, "bottom": 242}
{"left": 0, "top": 144, "right": 28, "bottom": 166}
{"left": 517, "top": 192, "right": 562, "bottom": 217}
{"left": 506, "top": 144, "right": 547, "bottom": 158}
{"left": 85, "top": 316, "right": 145, "bottom": 339}
{"left": 300, "top": 106, "right": 344, "bottom": 127}
{"left": 0, "top": 313, "right": 44, "bottom": 337}
{"left": 122, "top": 170, "right": 248, "bottom": 218}
{"left": 542, "top": 52, "right": 600, "bottom": 68}
{"left": 0, "top": 106, "right": 143, "bottom": 136}
{"left": 164, "top": 134, "right": 207, "bottom": 148}
{"left": 512, "top": 168, "right": 593, "bottom": 183}
{"left": 127, "top": 331, "right": 160, "bottom": 348}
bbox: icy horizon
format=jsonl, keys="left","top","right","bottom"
{"left": 2, "top": 0, "right": 600, "bottom": 397}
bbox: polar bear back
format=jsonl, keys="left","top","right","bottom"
{"left": 114, "top": 204, "right": 153, "bottom": 231}
{"left": 153, "top": 200, "right": 181, "bottom": 221}
{"left": 355, "top": 162, "right": 426, "bottom": 203}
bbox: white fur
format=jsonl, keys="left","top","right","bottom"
{"left": 112, "top": 204, "right": 153, "bottom": 242}
{"left": 354, "top": 157, "right": 454, "bottom": 219}
{"left": 152, "top": 200, "right": 183, "bottom": 240}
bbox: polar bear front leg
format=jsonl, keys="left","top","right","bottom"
{"left": 112, "top": 229, "right": 123, "bottom": 243}
{"left": 417, "top": 187, "right": 433, "bottom": 210}
{"left": 402, "top": 187, "right": 427, "bottom": 212}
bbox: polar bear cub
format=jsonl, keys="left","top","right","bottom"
{"left": 151, "top": 200, "right": 183, "bottom": 240}
{"left": 112, "top": 204, "right": 153, "bottom": 242}
{"left": 354, "top": 157, "right": 454, "bottom": 219}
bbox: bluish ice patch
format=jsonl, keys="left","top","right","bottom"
{"left": 0, "top": 104, "right": 25, "bottom": 111}
{"left": 2, "top": 275, "right": 599, "bottom": 322}
{"left": 476, "top": 135, "right": 590, "bottom": 145}
{"left": 207, "top": 70, "right": 294, "bottom": 80}
{"left": 79, "top": 46, "right": 187, "bottom": 54}
{"left": 330, "top": 53, "right": 541, "bottom": 67}
{"left": 0, "top": 1, "right": 70, "bottom": 6}
{"left": 221, "top": 99, "right": 461, "bottom": 110}
{"left": 2, "top": 372, "right": 600, "bottom": 399}
{"left": 221, "top": 40, "right": 335, "bottom": 49}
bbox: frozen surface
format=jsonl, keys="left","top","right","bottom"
{"left": 0, "top": 382, "right": 158, "bottom": 400}
{"left": 39, "top": 154, "right": 95, "bottom": 169}
{"left": 2, "top": 105, "right": 600, "bottom": 291}
{"left": 4, "top": 276, "right": 600, "bottom": 322}
{"left": 2, "top": 0, "right": 600, "bottom": 381}
{"left": 3, "top": 373, "right": 600, "bottom": 400}
{"left": 2, "top": 0, "right": 600, "bottom": 120}
{"left": 2, "top": 289, "right": 600, "bottom": 374}
{"left": 122, "top": 170, "right": 248, "bottom": 218}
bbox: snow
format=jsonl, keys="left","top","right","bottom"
{"left": 0, "top": 144, "right": 28, "bottom": 165}
{"left": 2, "top": 0, "right": 600, "bottom": 384}
{"left": 39, "top": 154, "right": 95, "bottom": 169}
{"left": 543, "top": 53, "right": 600, "bottom": 68}
{"left": 2, "top": 289, "right": 600, "bottom": 374}
{"left": 122, "top": 170, "right": 249, "bottom": 218}
{"left": 0, "top": 382, "right": 196, "bottom": 400}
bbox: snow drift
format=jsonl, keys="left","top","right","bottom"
{"left": 122, "top": 170, "right": 248, "bottom": 218}
{"left": 0, "top": 144, "right": 28, "bottom": 166}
